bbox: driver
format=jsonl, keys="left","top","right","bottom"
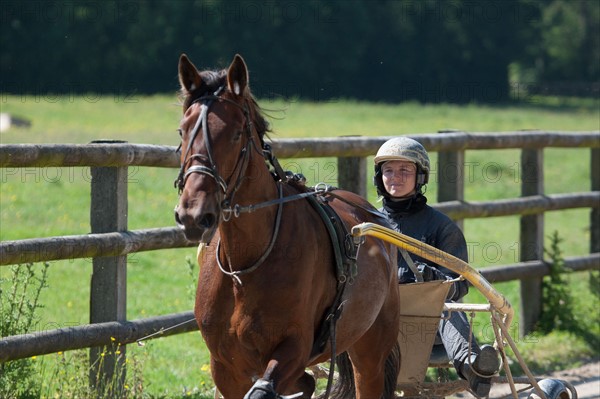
{"left": 374, "top": 137, "right": 500, "bottom": 398}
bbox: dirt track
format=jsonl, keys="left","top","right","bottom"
{"left": 452, "top": 360, "right": 600, "bottom": 398}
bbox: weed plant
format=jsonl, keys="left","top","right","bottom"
{"left": 1, "top": 262, "right": 215, "bottom": 398}
{"left": 513, "top": 232, "right": 600, "bottom": 374}
{"left": 0, "top": 263, "right": 48, "bottom": 399}
{"left": 539, "top": 231, "right": 600, "bottom": 349}
{"left": 539, "top": 231, "right": 577, "bottom": 333}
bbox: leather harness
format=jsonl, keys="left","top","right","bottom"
{"left": 176, "top": 87, "right": 367, "bottom": 398}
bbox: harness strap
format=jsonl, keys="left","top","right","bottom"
{"left": 305, "top": 191, "right": 359, "bottom": 393}
{"left": 305, "top": 194, "right": 347, "bottom": 283}
{"left": 323, "top": 286, "right": 346, "bottom": 398}
{"left": 399, "top": 248, "right": 425, "bottom": 282}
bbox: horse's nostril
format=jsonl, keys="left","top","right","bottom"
{"left": 198, "top": 213, "right": 217, "bottom": 229}
{"left": 174, "top": 210, "right": 183, "bottom": 227}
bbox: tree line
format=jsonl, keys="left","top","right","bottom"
{"left": 1, "top": 0, "right": 597, "bottom": 103}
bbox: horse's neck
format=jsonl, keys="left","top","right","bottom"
{"left": 218, "top": 159, "right": 279, "bottom": 267}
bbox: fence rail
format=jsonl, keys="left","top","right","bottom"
{"left": 1, "top": 252, "right": 598, "bottom": 363}
{"left": 0, "top": 311, "right": 197, "bottom": 362}
{"left": 2, "top": 131, "right": 599, "bottom": 168}
{"left": 0, "top": 227, "right": 193, "bottom": 266}
{"left": 1, "top": 193, "right": 598, "bottom": 267}
{"left": 1, "top": 131, "right": 599, "bottom": 384}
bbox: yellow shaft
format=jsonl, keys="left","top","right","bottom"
{"left": 351, "top": 222, "right": 513, "bottom": 328}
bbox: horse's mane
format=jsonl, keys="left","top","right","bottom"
{"left": 180, "top": 69, "right": 271, "bottom": 145}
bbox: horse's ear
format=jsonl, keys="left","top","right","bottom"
{"left": 178, "top": 54, "right": 202, "bottom": 94}
{"left": 227, "top": 54, "right": 249, "bottom": 97}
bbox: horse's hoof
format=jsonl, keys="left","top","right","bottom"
{"left": 243, "top": 379, "right": 304, "bottom": 399}
{"left": 243, "top": 379, "right": 277, "bottom": 399}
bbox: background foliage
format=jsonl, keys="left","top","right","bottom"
{"left": 1, "top": 0, "right": 598, "bottom": 103}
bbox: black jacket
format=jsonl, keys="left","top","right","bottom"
{"left": 380, "top": 194, "right": 469, "bottom": 301}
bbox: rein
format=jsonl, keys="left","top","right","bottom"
{"left": 216, "top": 182, "right": 284, "bottom": 286}
{"left": 223, "top": 182, "right": 332, "bottom": 218}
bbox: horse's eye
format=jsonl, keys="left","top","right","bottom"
{"left": 233, "top": 130, "right": 242, "bottom": 141}
{"left": 177, "top": 128, "right": 183, "bottom": 137}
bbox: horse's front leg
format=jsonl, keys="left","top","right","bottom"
{"left": 211, "top": 358, "right": 252, "bottom": 399}
{"left": 248, "top": 338, "right": 315, "bottom": 399}
{"left": 244, "top": 373, "right": 314, "bottom": 399}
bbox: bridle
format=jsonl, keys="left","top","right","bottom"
{"left": 174, "top": 86, "right": 262, "bottom": 217}
{"left": 175, "top": 86, "right": 287, "bottom": 285}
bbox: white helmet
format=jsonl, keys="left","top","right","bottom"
{"left": 373, "top": 137, "right": 430, "bottom": 196}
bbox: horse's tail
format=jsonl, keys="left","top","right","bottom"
{"left": 383, "top": 342, "right": 401, "bottom": 399}
{"left": 321, "top": 343, "right": 400, "bottom": 399}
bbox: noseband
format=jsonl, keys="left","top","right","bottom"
{"left": 175, "top": 86, "right": 258, "bottom": 217}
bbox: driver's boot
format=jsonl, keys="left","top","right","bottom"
{"left": 460, "top": 344, "right": 500, "bottom": 398}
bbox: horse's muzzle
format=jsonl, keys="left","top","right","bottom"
{"left": 174, "top": 205, "right": 218, "bottom": 243}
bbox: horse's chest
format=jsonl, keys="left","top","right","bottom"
{"left": 199, "top": 300, "right": 278, "bottom": 353}
{"left": 231, "top": 311, "right": 278, "bottom": 350}
{"left": 204, "top": 316, "right": 278, "bottom": 373}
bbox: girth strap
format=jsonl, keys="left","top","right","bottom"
{"left": 305, "top": 193, "right": 358, "bottom": 285}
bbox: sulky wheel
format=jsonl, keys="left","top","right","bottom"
{"left": 527, "top": 378, "right": 571, "bottom": 399}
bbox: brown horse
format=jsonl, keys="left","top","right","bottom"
{"left": 174, "top": 53, "right": 400, "bottom": 399}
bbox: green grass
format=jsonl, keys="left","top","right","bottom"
{"left": 1, "top": 94, "right": 599, "bottom": 396}
{"left": 1, "top": 95, "right": 599, "bottom": 144}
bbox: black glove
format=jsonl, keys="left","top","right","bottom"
{"left": 416, "top": 262, "right": 448, "bottom": 282}
{"left": 416, "top": 262, "right": 469, "bottom": 301}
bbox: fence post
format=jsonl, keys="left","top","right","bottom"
{"left": 437, "top": 130, "right": 465, "bottom": 230}
{"left": 592, "top": 148, "right": 600, "bottom": 254}
{"left": 519, "top": 148, "right": 544, "bottom": 336}
{"left": 338, "top": 156, "right": 367, "bottom": 197}
{"left": 89, "top": 140, "right": 128, "bottom": 394}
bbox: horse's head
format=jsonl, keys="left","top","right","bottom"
{"left": 174, "top": 54, "right": 267, "bottom": 243}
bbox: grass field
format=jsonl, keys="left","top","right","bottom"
{"left": 1, "top": 94, "right": 599, "bottom": 397}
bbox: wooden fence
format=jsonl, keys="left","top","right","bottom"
{"left": 1, "top": 131, "right": 599, "bottom": 387}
